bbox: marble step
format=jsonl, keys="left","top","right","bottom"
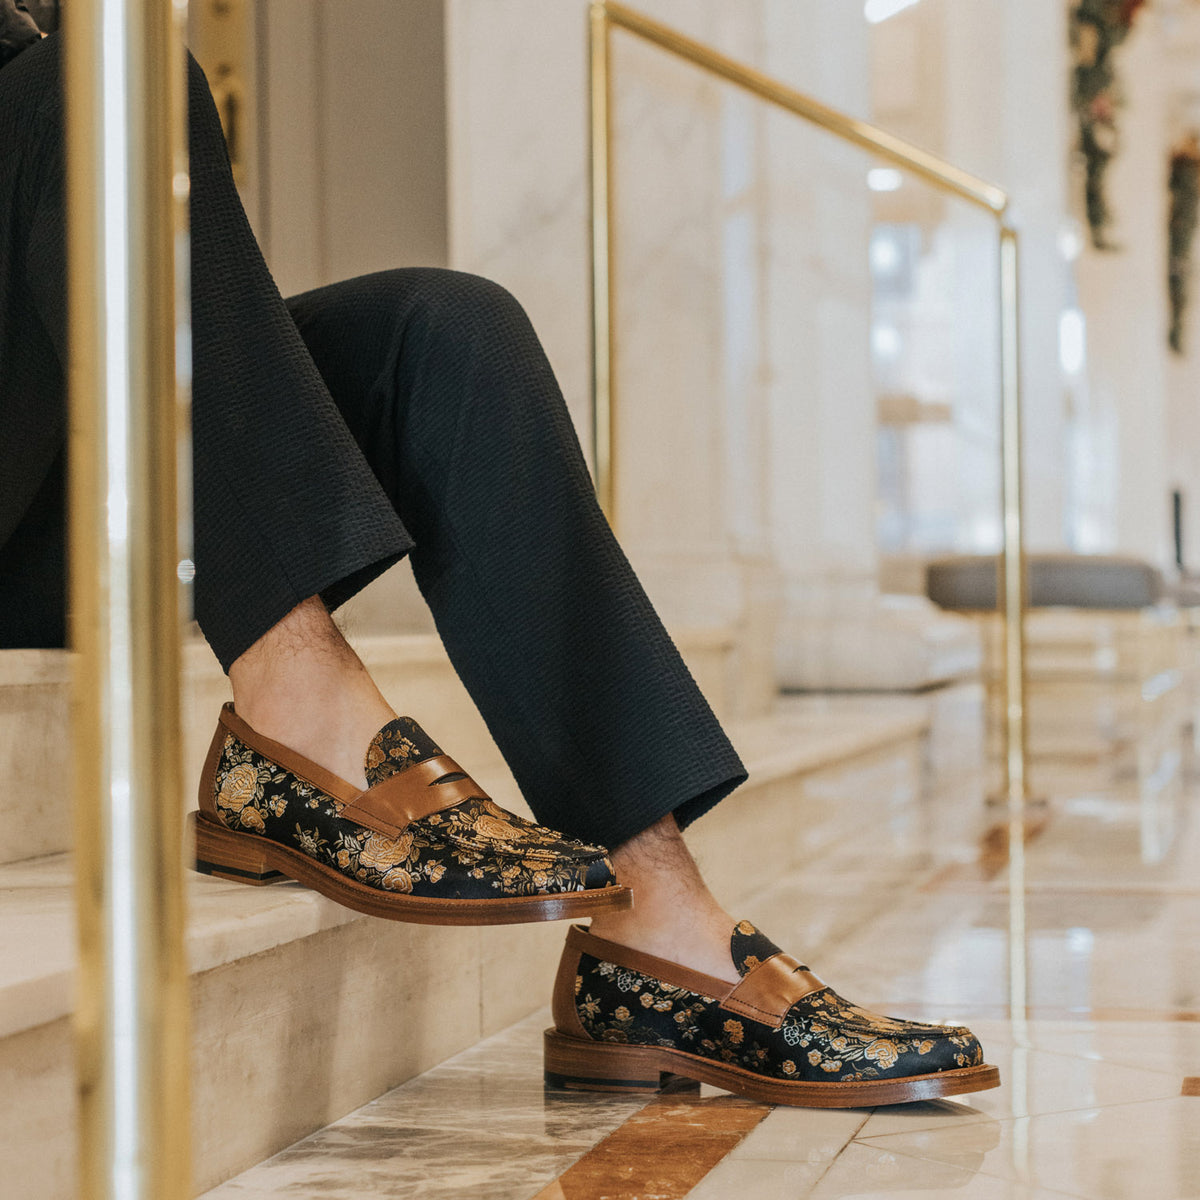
{"left": 0, "top": 625, "right": 736, "bottom": 867}
{"left": 0, "top": 695, "right": 929, "bottom": 1199}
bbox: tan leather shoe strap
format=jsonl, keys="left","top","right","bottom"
{"left": 340, "top": 755, "right": 486, "bottom": 838}
{"left": 719, "top": 953, "right": 825, "bottom": 1029}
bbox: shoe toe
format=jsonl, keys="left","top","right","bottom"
{"left": 905, "top": 1028, "right": 986, "bottom": 1075}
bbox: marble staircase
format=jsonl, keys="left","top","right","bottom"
{"left": 0, "top": 636, "right": 933, "bottom": 1197}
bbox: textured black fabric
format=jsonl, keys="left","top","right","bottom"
{"left": 0, "top": 37, "right": 746, "bottom": 846}
{"left": 0, "top": 36, "right": 413, "bottom": 666}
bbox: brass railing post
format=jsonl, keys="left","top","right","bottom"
{"left": 998, "top": 226, "right": 1028, "bottom": 812}
{"left": 65, "top": 0, "right": 193, "bottom": 1196}
{"left": 589, "top": 1, "right": 616, "bottom": 526}
{"left": 999, "top": 225, "right": 1029, "bottom": 1033}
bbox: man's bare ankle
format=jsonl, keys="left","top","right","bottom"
{"left": 227, "top": 596, "right": 397, "bottom": 788}
{"left": 587, "top": 815, "right": 739, "bottom": 983}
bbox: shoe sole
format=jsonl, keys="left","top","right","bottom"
{"left": 543, "top": 1029, "right": 1001, "bottom": 1108}
{"left": 188, "top": 811, "right": 633, "bottom": 926}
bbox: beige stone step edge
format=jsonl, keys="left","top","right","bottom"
{"left": 0, "top": 698, "right": 929, "bottom": 1197}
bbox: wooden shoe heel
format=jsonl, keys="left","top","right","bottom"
{"left": 189, "top": 811, "right": 286, "bottom": 885}
{"left": 543, "top": 1029, "right": 683, "bottom": 1094}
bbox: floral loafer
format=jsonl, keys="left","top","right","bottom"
{"left": 545, "top": 922, "right": 1000, "bottom": 1107}
{"left": 189, "top": 703, "right": 632, "bottom": 925}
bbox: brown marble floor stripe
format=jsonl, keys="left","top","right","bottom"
{"left": 530, "top": 1087, "right": 771, "bottom": 1200}
{"left": 1183, "top": 1077, "right": 1200, "bottom": 1096}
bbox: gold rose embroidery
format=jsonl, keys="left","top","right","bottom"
{"left": 381, "top": 867, "right": 413, "bottom": 892}
{"left": 474, "top": 813, "right": 518, "bottom": 843}
{"left": 358, "top": 830, "right": 413, "bottom": 871}
{"left": 864, "top": 1039, "right": 900, "bottom": 1069}
{"left": 217, "top": 763, "right": 258, "bottom": 815}
{"left": 240, "top": 806, "right": 265, "bottom": 833}
{"left": 214, "top": 730, "right": 610, "bottom": 902}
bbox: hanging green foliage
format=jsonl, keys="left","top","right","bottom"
{"left": 1070, "top": 0, "right": 1147, "bottom": 250}
{"left": 1168, "top": 135, "right": 1200, "bottom": 354}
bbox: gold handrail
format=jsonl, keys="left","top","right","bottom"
{"left": 66, "top": 1, "right": 193, "bottom": 1196}
{"left": 587, "top": 0, "right": 1029, "bottom": 822}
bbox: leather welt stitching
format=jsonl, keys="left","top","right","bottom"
{"left": 721, "top": 998, "right": 781, "bottom": 1018}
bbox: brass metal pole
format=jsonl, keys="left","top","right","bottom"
{"left": 999, "top": 225, "right": 1030, "bottom": 1037}
{"left": 589, "top": 2, "right": 616, "bottom": 525}
{"left": 65, "top": 0, "right": 193, "bottom": 1196}
{"left": 998, "top": 226, "right": 1028, "bottom": 810}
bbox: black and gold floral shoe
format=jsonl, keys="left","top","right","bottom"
{"left": 545, "top": 921, "right": 999, "bottom": 1106}
{"left": 188, "top": 703, "right": 631, "bottom": 925}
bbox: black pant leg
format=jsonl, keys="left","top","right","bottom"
{"left": 0, "top": 39, "right": 69, "bottom": 647}
{"left": 287, "top": 269, "right": 747, "bottom": 848}
{"left": 0, "top": 38, "right": 414, "bottom": 669}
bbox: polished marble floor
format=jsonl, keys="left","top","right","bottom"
{"left": 203, "top": 686, "right": 1200, "bottom": 1200}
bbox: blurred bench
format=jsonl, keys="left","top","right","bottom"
{"left": 926, "top": 554, "right": 1197, "bottom": 805}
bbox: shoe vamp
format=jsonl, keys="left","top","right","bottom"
{"left": 331, "top": 817, "right": 596, "bottom": 898}
{"left": 410, "top": 797, "right": 608, "bottom": 860}
{"left": 795, "top": 988, "right": 975, "bottom": 1038}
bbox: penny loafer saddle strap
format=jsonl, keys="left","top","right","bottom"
{"left": 341, "top": 755, "right": 485, "bottom": 838}
{"left": 720, "top": 953, "right": 827, "bottom": 1029}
